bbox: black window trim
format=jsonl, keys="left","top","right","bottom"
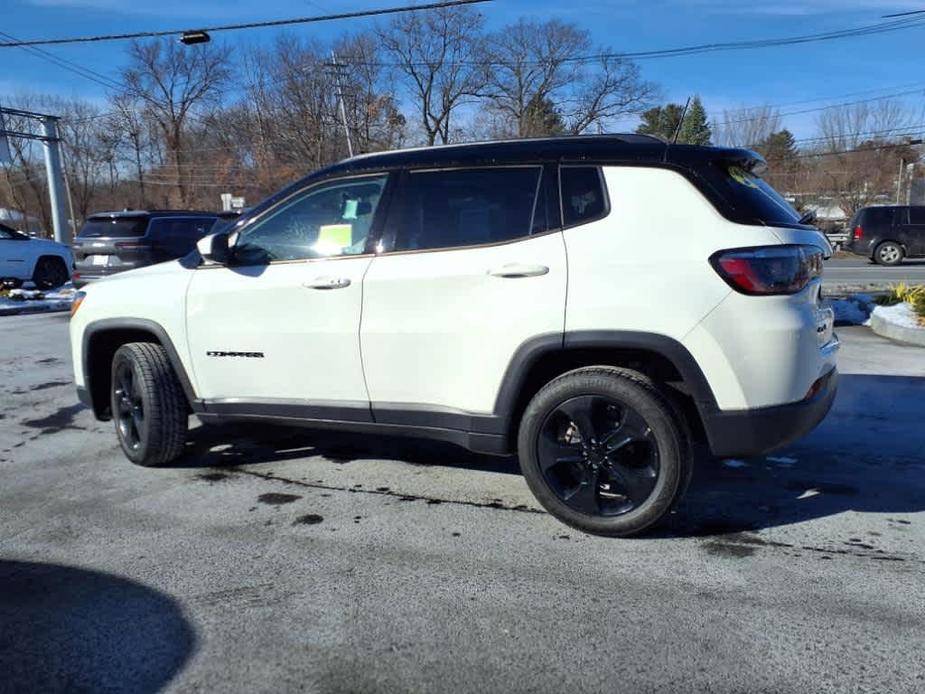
{"left": 374, "top": 164, "right": 553, "bottom": 256}
{"left": 558, "top": 164, "right": 611, "bottom": 231}
{"left": 216, "top": 171, "right": 396, "bottom": 268}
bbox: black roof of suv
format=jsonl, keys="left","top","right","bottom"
{"left": 236, "top": 134, "right": 810, "bottom": 232}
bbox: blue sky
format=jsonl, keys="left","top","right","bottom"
{"left": 3, "top": 0, "right": 925, "bottom": 139}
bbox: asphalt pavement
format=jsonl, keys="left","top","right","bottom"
{"left": 2, "top": 313, "right": 925, "bottom": 693}
{"left": 824, "top": 256, "right": 925, "bottom": 290}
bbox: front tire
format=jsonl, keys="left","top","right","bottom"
{"left": 32, "top": 256, "right": 69, "bottom": 289}
{"left": 874, "top": 241, "right": 904, "bottom": 266}
{"left": 110, "top": 342, "right": 188, "bottom": 467}
{"left": 517, "top": 367, "right": 692, "bottom": 537}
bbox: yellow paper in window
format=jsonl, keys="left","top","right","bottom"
{"left": 317, "top": 224, "right": 353, "bottom": 248}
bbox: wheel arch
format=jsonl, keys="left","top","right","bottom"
{"left": 82, "top": 318, "right": 199, "bottom": 419}
{"left": 494, "top": 331, "right": 718, "bottom": 446}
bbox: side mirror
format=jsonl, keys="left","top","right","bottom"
{"left": 196, "top": 231, "right": 231, "bottom": 265}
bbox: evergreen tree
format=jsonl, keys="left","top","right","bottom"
{"left": 677, "top": 96, "right": 711, "bottom": 145}
{"left": 636, "top": 104, "right": 685, "bottom": 140}
{"left": 757, "top": 129, "right": 798, "bottom": 164}
{"left": 522, "top": 93, "right": 566, "bottom": 137}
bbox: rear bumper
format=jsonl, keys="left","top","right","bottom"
{"left": 701, "top": 367, "right": 838, "bottom": 458}
{"left": 72, "top": 266, "right": 130, "bottom": 288}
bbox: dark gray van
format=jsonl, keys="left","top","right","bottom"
{"left": 845, "top": 205, "right": 925, "bottom": 265}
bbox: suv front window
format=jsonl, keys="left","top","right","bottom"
{"left": 234, "top": 175, "right": 388, "bottom": 264}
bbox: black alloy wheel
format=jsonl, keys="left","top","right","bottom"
{"left": 537, "top": 395, "right": 659, "bottom": 517}
{"left": 517, "top": 367, "right": 691, "bottom": 537}
{"left": 113, "top": 359, "right": 145, "bottom": 452}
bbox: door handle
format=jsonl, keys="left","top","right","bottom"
{"left": 487, "top": 263, "right": 549, "bottom": 278}
{"left": 303, "top": 276, "right": 351, "bottom": 290}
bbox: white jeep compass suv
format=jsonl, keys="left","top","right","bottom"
{"left": 70, "top": 135, "right": 838, "bottom": 537}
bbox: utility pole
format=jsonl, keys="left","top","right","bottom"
{"left": 40, "top": 116, "right": 70, "bottom": 244}
{"left": 329, "top": 50, "right": 354, "bottom": 158}
{"left": 897, "top": 157, "right": 905, "bottom": 205}
{"left": 0, "top": 106, "right": 72, "bottom": 244}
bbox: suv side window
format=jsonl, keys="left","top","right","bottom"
{"left": 234, "top": 174, "right": 388, "bottom": 264}
{"left": 149, "top": 218, "right": 214, "bottom": 257}
{"left": 560, "top": 166, "right": 608, "bottom": 227}
{"left": 909, "top": 207, "right": 925, "bottom": 225}
{"left": 389, "top": 167, "right": 542, "bottom": 252}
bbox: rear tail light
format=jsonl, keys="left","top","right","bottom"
{"left": 853, "top": 225, "right": 863, "bottom": 241}
{"left": 710, "top": 245, "right": 824, "bottom": 296}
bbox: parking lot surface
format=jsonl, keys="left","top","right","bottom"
{"left": 2, "top": 313, "right": 925, "bottom": 693}
{"left": 824, "top": 256, "right": 925, "bottom": 288}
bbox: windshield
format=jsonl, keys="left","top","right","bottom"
{"left": 0, "top": 224, "right": 27, "bottom": 240}
{"left": 78, "top": 218, "right": 148, "bottom": 238}
{"left": 705, "top": 162, "right": 804, "bottom": 228}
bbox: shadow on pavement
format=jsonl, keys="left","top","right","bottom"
{"left": 174, "top": 374, "right": 925, "bottom": 537}
{"left": 0, "top": 560, "right": 196, "bottom": 693}
{"left": 663, "top": 373, "right": 925, "bottom": 536}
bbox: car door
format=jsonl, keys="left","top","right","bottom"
{"left": 0, "top": 225, "right": 34, "bottom": 280}
{"left": 360, "top": 165, "right": 566, "bottom": 422}
{"left": 186, "top": 173, "right": 392, "bottom": 414}
{"left": 905, "top": 207, "right": 925, "bottom": 256}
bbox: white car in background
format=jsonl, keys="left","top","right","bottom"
{"left": 0, "top": 222, "right": 72, "bottom": 289}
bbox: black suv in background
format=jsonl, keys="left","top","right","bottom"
{"left": 845, "top": 205, "right": 925, "bottom": 265}
{"left": 72, "top": 210, "right": 218, "bottom": 287}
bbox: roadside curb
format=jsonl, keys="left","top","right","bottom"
{"left": 823, "top": 283, "right": 893, "bottom": 296}
{"left": 870, "top": 304, "right": 925, "bottom": 347}
{"left": 0, "top": 303, "right": 71, "bottom": 317}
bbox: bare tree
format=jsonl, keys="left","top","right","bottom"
{"left": 121, "top": 39, "right": 231, "bottom": 207}
{"left": 712, "top": 105, "right": 782, "bottom": 148}
{"left": 806, "top": 100, "right": 921, "bottom": 216}
{"left": 480, "top": 19, "right": 656, "bottom": 137}
{"left": 815, "top": 99, "right": 914, "bottom": 151}
{"left": 378, "top": 6, "right": 484, "bottom": 145}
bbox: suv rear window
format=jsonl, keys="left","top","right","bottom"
{"left": 561, "top": 167, "right": 608, "bottom": 227}
{"left": 704, "top": 162, "right": 803, "bottom": 227}
{"left": 79, "top": 218, "right": 148, "bottom": 238}
{"left": 854, "top": 207, "right": 894, "bottom": 227}
{"left": 390, "top": 167, "right": 542, "bottom": 251}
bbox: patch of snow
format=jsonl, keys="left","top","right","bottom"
{"left": 828, "top": 293, "right": 876, "bottom": 326}
{"left": 766, "top": 456, "right": 798, "bottom": 466}
{"left": 873, "top": 303, "right": 923, "bottom": 330}
{"left": 0, "top": 283, "right": 75, "bottom": 316}
{"left": 722, "top": 459, "right": 748, "bottom": 468}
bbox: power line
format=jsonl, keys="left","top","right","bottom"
{"left": 0, "top": 0, "right": 492, "bottom": 48}
{"left": 0, "top": 31, "right": 122, "bottom": 91}
{"left": 882, "top": 9, "right": 925, "bottom": 18}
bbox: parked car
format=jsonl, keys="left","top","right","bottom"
{"left": 71, "top": 210, "right": 219, "bottom": 288}
{"left": 70, "top": 135, "right": 838, "bottom": 537}
{"left": 0, "top": 221, "right": 72, "bottom": 289}
{"left": 844, "top": 205, "right": 925, "bottom": 265}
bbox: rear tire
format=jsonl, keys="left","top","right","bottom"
{"left": 32, "top": 256, "right": 69, "bottom": 289}
{"left": 110, "top": 342, "right": 188, "bottom": 467}
{"left": 873, "top": 241, "right": 904, "bottom": 266}
{"left": 517, "top": 367, "right": 692, "bottom": 537}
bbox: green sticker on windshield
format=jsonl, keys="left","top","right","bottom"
{"left": 728, "top": 165, "right": 758, "bottom": 189}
